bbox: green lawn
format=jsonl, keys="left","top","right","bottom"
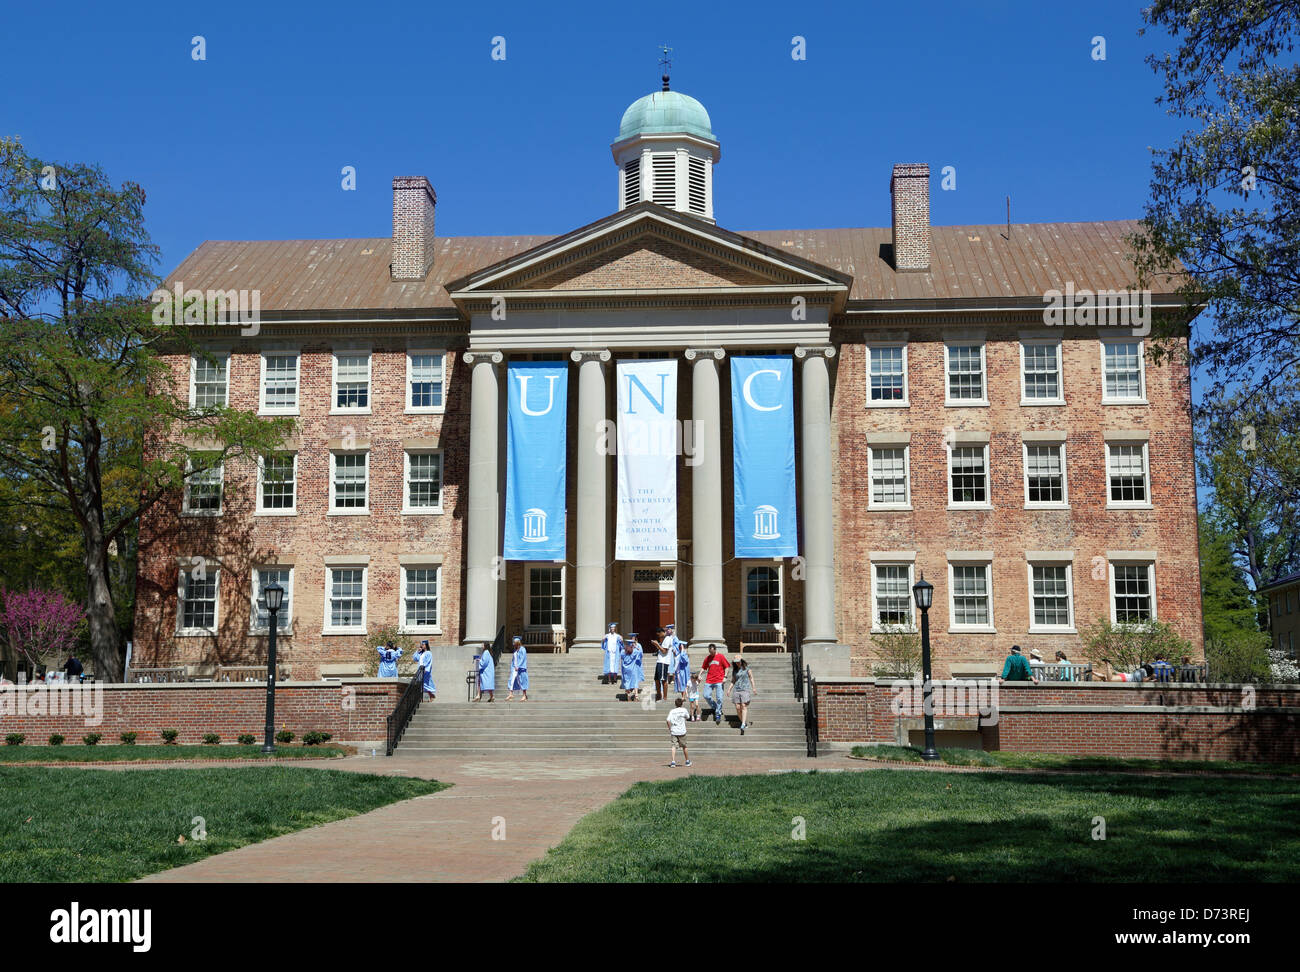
{"left": 0, "top": 766, "right": 446, "bottom": 882}
{"left": 0, "top": 744, "right": 349, "bottom": 763}
{"left": 850, "top": 744, "right": 1300, "bottom": 776}
{"left": 516, "top": 770, "right": 1300, "bottom": 882}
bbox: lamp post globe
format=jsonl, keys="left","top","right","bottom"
{"left": 912, "top": 573, "right": 939, "bottom": 762}
{"left": 261, "top": 581, "right": 285, "bottom": 754}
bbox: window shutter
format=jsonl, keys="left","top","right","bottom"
{"left": 623, "top": 157, "right": 640, "bottom": 208}
{"left": 687, "top": 156, "right": 707, "bottom": 214}
{"left": 651, "top": 154, "right": 676, "bottom": 206}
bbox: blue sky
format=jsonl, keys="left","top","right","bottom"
{"left": 7, "top": 0, "right": 1183, "bottom": 272}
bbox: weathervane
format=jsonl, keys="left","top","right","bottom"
{"left": 659, "top": 45, "right": 672, "bottom": 90}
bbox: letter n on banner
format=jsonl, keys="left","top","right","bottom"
{"left": 615, "top": 359, "right": 677, "bottom": 560}
{"left": 504, "top": 361, "right": 567, "bottom": 560}
{"left": 731, "top": 355, "right": 798, "bottom": 558}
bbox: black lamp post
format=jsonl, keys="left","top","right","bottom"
{"left": 261, "top": 581, "right": 285, "bottom": 754}
{"left": 912, "top": 573, "right": 939, "bottom": 762}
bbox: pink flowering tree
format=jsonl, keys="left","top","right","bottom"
{"left": 0, "top": 588, "right": 86, "bottom": 678}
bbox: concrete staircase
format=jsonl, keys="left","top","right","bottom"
{"left": 399, "top": 654, "right": 810, "bottom": 757}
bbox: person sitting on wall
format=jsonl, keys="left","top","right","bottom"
{"left": 1054, "top": 650, "right": 1074, "bottom": 681}
{"left": 1151, "top": 652, "right": 1175, "bottom": 683}
{"left": 999, "top": 645, "right": 1037, "bottom": 683}
{"left": 62, "top": 654, "right": 84, "bottom": 683}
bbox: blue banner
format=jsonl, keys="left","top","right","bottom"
{"left": 731, "top": 356, "right": 798, "bottom": 558}
{"left": 504, "top": 361, "right": 568, "bottom": 560}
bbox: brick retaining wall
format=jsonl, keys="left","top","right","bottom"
{"left": 815, "top": 678, "right": 1300, "bottom": 763}
{"left": 0, "top": 680, "right": 406, "bottom": 749}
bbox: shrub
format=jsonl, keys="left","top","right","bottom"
{"left": 5, "top": 733, "right": 25, "bottom": 746}
{"left": 303, "top": 730, "right": 330, "bottom": 745}
{"left": 275, "top": 730, "right": 294, "bottom": 744}
{"left": 1080, "top": 618, "right": 1194, "bottom": 674}
{"left": 1269, "top": 648, "right": 1300, "bottom": 683}
{"left": 363, "top": 625, "right": 417, "bottom": 676}
{"left": 160, "top": 729, "right": 179, "bottom": 744}
{"left": 1205, "top": 630, "right": 1271, "bottom": 682}
{"left": 202, "top": 733, "right": 220, "bottom": 745}
{"left": 48, "top": 734, "right": 64, "bottom": 746}
{"left": 83, "top": 732, "right": 102, "bottom": 745}
{"left": 237, "top": 734, "right": 256, "bottom": 745}
{"left": 870, "top": 625, "right": 921, "bottom": 678}
{"left": 120, "top": 732, "right": 138, "bottom": 745}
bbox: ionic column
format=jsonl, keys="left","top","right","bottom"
{"left": 461, "top": 350, "right": 503, "bottom": 647}
{"left": 796, "top": 345, "right": 841, "bottom": 654}
{"left": 570, "top": 348, "right": 612, "bottom": 652}
{"left": 685, "top": 347, "right": 726, "bottom": 648}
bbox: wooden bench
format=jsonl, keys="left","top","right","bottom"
{"left": 523, "top": 629, "right": 567, "bottom": 653}
{"left": 737, "top": 628, "right": 786, "bottom": 653}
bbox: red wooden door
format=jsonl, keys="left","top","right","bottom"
{"left": 632, "top": 590, "right": 658, "bottom": 641}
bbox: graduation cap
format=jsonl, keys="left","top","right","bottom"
{"left": 608, "top": 622, "right": 618, "bottom": 630}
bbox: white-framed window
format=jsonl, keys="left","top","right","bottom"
{"left": 177, "top": 565, "right": 219, "bottom": 635}
{"left": 743, "top": 563, "right": 783, "bottom": 627}
{"left": 330, "top": 451, "right": 369, "bottom": 513}
{"left": 1106, "top": 442, "right": 1151, "bottom": 507}
{"left": 1101, "top": 339, "right": 1147, "bottom": 403}
{"left": 866, "top": 343, "right": 908, "bottom": 406}
{"left": 400, "top": 566, "right": 440, "bottom": 633}
{"left": 948, "top": 561, "right": 994, "bottom": 631}
{"left": 182, "top": 454, "right": 223, "bottom": 515}
{"left": 871, "top": 562, "right": 915, "bottom": 631}
{"left": 948, "top": 443, "right": 990, "bottom": 508}
{"left": 945, "top": 343, "right": 987, "bottom": 405}
{"left": 259, "top": 352, "right": 300, "bottom": 413}
{"left": 332, "top": 351, "right": 371, "bottom": 412}
{"left": 1027, "top": 562, "right": 1075, "bottom": 631}
{"left": 868, "top": 445, "right": 911, "bottom": 509}
{"left": 324, "top": 566, "right": 367, "bottom": 633}
{"left": 256, "top": 453, "right": 297, "bottom": 514}
{"left": 1020, "top": 339, "right": 1064, "bottom": 404}
{"left": 1111, "top": 562, "right": 1156, "bottom": 623}
{"left": 403, "top": 451, "right": 443, "bottom": 513}
{"left": 190, "top": 352, "right": 229, "bottom": 408}
{"left": 251, "top": 566, "right": 293, "bottom": 633}
{"left": 527, "top": 565, "right": 564, "bottom": 629}
{"left": 406, "top": 351, "right": 446, "bottom": 413}
{"left": 1023, "top": 442, "right": 1068, "bottom": 508}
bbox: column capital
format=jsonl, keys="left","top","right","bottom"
{"left": 683, "top": 348, "right": 726, "bottom": 362}
{"left": 569, "top": 349, "right": 612, "bottom": 363}
{"left": 794, "top": 345, "right": 836, "bottom": 360}
{"left": 463, "top": 350, "right": 503, "bottom": 365}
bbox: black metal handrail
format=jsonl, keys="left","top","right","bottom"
{"left": 804, "top": 665, "right": 818, "bottom": 758}
{"left": 385, "top": 673, "right": 424, "bottom": 756}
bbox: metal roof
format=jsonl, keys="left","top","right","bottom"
{"left": 164, "top": 218, "right": 1177, "bottom": 318}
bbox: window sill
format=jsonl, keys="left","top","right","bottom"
{"left": 254, "top": 509, "right": 298, "bottom": 517}
{"left": 1020, "top": 398, "right": 1066, "bottom": 407}
{"left": 865, "top": 400, "right": 909, "bottom": 409}
{"left": 258, "top": 408, "right": 300, "bottom": 417}
{"left": 1106, "top": 503, "right": 1154, "bottom": 511}
{"left": 180, "top": 510, "right": 223, "bottom": 518}
{"left": 1028, "top": 627, "right": 1078, "bottom": 635}
{"left": 869, "top": 504, "right": 913, "bottom": 512}
{"left": 871, "top": 626, "right": 917, "bottom": 635}
{"left": 175, "top": 629, "right": 217, "bottom": 638}
{"left": 329, "top": 408, "right": 372, "bottom": 416}
{"left": 944, "top": 401, "right": 989, "bottom": 408}
{"left": 405, "top": 407, "right": 446, "bottom": 415}
{"left": 948, "top": 626, "right": 997, "bottom": 635}
{"left": 400, "top": 627, "right": 442, "bottom": 636}
{"left": 947, "top": 504, "right": 994, "bottom": 511}
{"left": 322, "top": 627, "right": 367, "bottom": 637}
{"left": 1101, "top": 398, "right": 1149, "bottom": 406}
{"left": 249, "top": 628, "right": 294, "bottom": 637}
{"left": 328, "top": 508, "right": 370, "bottom": 516}
{"left": 1025, "top": 503, "right": 1071, "bottom": 511}
{"left": 402, "top": 507, "right": 445, "bottom": 516}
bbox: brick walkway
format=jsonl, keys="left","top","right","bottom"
{"left": 138, "top": 751, "right": 862, "bottom": 883}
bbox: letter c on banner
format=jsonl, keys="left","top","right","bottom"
{"left": 742, "top": 369, "right": 782, "bottom": 411}
{"left": 517, "top": 374, "right": 558, "bottom": 416}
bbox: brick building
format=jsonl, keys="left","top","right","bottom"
{"left": 133, "top": 80, "right": 1202, "bottom": 683}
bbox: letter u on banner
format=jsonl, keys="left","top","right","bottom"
{"left": 504, "top": 361, "right": 567, "bottom": 560}
{"left": 615, "top": 359, "right": 677, "bottom": 560}
{"left": 731, "top": 355, "right": 798, "bottom": 558}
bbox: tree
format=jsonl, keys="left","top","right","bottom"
{"left": 0, "top": 587, "right": 85, "bottom": 679}
{"left": 1199, "top": 513, "right": 1264, "bottom": 638}
{"left": 1134, "top": 2, "right": 1300, "bottom": 400}
{"left": 0, "top": 145, "right": 291, "bottom": 680}
{"left": 1079, "top": 618, "right": 1194, "bottom": 673}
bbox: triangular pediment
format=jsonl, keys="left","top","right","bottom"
{"left": 447, "top": 203, "right": 852, "bottom": 310}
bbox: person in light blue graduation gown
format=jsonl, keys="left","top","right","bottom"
{"left": 377, "top": 642, "right": 403, "bottom": 678}
{"left": 475, "top": 644, "right": 496, "bottom": 702}
{"left": 414, "top": 640, "right": 436, "bottom": 700}
{"left": 506, "top": 637, "right": 529, "bottom": 701}
{"left": 621, "top": 634, "right": 644, "bottom": 702}
{"left": 602, "top": 623, "right": 623, "bottom": 685}
{"left": 663, "top": 624, "right": 680, "bottom": 699}
{"left": 674, "top": 641, "right": 691, "bottom": 694}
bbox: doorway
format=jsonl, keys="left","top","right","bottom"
{"left": 627, "top": 565, "right": 676, "bottom": 642}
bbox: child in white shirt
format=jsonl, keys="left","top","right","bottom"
{"left": 687, "top": 674, "right": 702, "bottom": 721}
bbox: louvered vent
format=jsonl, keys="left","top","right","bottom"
{"left": 651, "top": 154, "right": 676, "bottom": 206}
{"left": 687, "top": 156, "right": 707, "bottom": 215}
{"left": 623, "top": 157, "right": 640, "bottom": 209}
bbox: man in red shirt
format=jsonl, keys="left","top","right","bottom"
{"left": 699, "top": 645, "right": 730, "bottom": 725}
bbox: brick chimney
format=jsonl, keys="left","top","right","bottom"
{"left": 890, "top": 163, "right": 931, "bottom": 272}
{"left": 390, "top": 176, "right": 437, "bottom": 281}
